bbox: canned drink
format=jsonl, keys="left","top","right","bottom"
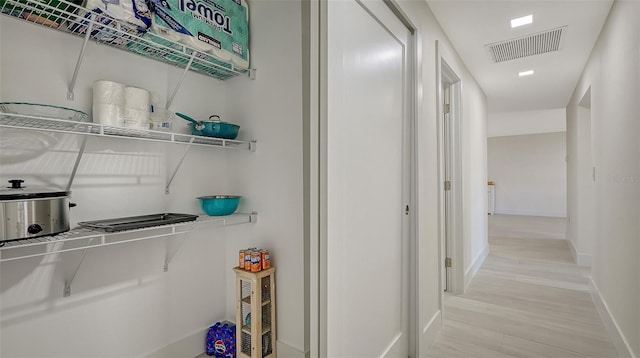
{"left": 251, "top": 251, "right": 261, "bottom": 272}
{"left": 261, "top": 250, "right": 270, "bottom": 270}
{"left": 239, "top": 249, "right": 246, "bottom": 269}
{"left": 244, "top": 250, "right": 252, "bottom": 271}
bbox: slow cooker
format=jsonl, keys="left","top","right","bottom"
{"left": 0, "top": 179, "right": 73, "bottom": 243}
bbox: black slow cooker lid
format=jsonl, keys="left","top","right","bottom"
{"left": 0, "top": 179, "right": 70, "bottom": 201}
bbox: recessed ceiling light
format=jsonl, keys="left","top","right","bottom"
{"left": 511, "top": 15, "right": 533, "bottom": 28}
{"left": 519, "top": 70, "right": 534, "bottom": 77}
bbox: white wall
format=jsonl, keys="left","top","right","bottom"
{"left": 224, "top": 0, "right": 306, "bottom": 355}
{"left": 488, "top": 132, "right": 566, "bottom": 217}
{"left": 461, "top": 78, "right": 489, "bottom": 286}
{"left": 566, "top": 1, "right": 640, "bottom": 356}
{"left": 0, "top": 2, "right": 306, "bottom": 356}
{"left": 488, "top": 108, "right": 566, "bottom": 137}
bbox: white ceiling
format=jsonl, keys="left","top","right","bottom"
{"left": 427, "top": 0, "right": 613, "bottom": 113}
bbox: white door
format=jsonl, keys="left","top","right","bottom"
{"left": 326, "top": 0, "right": 411, "bottom": 356}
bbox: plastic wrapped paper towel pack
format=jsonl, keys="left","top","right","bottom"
{"left": 121, "top": 86, "right": 151, "bottom": 129}
{"left": 93, "top": 80, "right": 125, "bottom": 126}
{"left": 149, "top": 0, "right": 249, "bottom": 69}
{"left": 66, "top": 0, "right": 152, "bottom": 46}
{"left": 92, "top": 80, "right": 151, "bottom": 129}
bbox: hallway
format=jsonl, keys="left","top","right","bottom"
{"left": 427, "top": 215, "right": 617, "bottom": 357}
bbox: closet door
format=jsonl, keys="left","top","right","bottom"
{"left": 326, "top": 0, "right": 411, "bottom": 356}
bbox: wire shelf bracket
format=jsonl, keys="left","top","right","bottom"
{"left": 63, "top": 244, "right": 93, "bottom": 297}
{"left": 164, "top": 232, "right": 186, "bottom": 272}
{"left": 166, "top": 52, "right": 197, "bottom": 111}
{"left": 165, "top": 137, "right": 195, "bottom": 194}
{"left": 66, "top": 133, "right": 88, "bottom": 190}
{"left": 67, "top": 12, "right": 95, "bottom": 101}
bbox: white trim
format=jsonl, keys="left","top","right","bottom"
{"left": 143, "top": 326, "right": 209, "bottom": 358}
{"left": 143, "top": 328, "right": 309, "bottom": 358}
{"left": 589, "top": 278, "right": 637, "bottom": 358}
{"left": 379, "top": 333, "right": 403, "bottom": 358}
{"left": 567, "top": 239, "right": 592, "bottom": 267}
{"left": 568, "top": 237, "right": 577, "bottom": 260}
{"left": 421, "top": 310, "right": 442, "bottom": 350}
{"left": 576, "top": 252, "right": 592, "bottom": 267}
{"left": 464, "top": 243, "right": 489, "bottom": 291}
{"left": 276, "top": 340, "right": 307, "bottom": 358}
{"left": 304, "top": 0, "right": 321, "bottom": 356}
{"left": 435, "top": 40, "right": 445, "bottom": 315}
{"left": 438, "top": 55, "right": 464, "bottom": 296}
{"left": 494, "top": 210, "right": 567, "bottom": 218}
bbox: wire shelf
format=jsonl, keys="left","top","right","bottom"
{"left": 0, "top": 0, "right": 250, "bottom": 80}
{"left": 0, "top": 112, "right": 256, "bottom": 150}
{"left": 0, "top": 212, "right": 257, "bottom": 262}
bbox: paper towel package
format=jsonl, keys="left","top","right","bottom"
{"left": 149, "top": 0, "right": 249, "bottom": 69}
{"left": 67, "top": 0, "right": 152, "bottom": 46}
{"left": 93, "top": 80, "right": 126, "bottom": 126}
{"left": 92, "top": 80, "right": 151, "bottom": 129}
{"left": 122, "top": 107, "right": 150, "bottom": 129}
{"left": 93, "top": 80, "right": 126, "bottom": 106}
{"left": 93, "top": 103, "right": 123, "bottom": 126}
{"left": 124, "top": 86, "right": 151, "bottom": 110}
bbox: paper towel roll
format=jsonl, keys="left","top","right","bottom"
{"left": 150, "top": 19, "right": 182, "bottom": 42}
{"left": 122, "top": 108, "right": 150, "bottom": 129}
{"left": 180, "top": 34, "right": 213, "bottom": 52}
{"left": 93, "top": 103, "right": 123, "bottom": 126}
{"left": 84, "top": 0, "right": 150, "bottom": 30}
{"left": 93, "top": 80, "right": 126, "bottom": 106}
{"left": 125, "top": 86, "right": 151, "bottom": 111}
{"left": 209, "top": 47, "right": 232, "bottom": 62}
{"left": 230, "top": 56, "right": 250, "bottom": 70}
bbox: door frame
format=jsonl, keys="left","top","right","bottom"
{"left": 436, "top": 46, "right": 464, "bottom": 296}
{"left": 307, "top": 0, "right": 419, "bottom": 356}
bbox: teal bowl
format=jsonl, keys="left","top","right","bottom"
{"left": 198, "top": 195, "right": 241, "bottom": 216}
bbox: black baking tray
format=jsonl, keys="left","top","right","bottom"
{"left": 78, "top": 213, "right": 199, "bottom": 232}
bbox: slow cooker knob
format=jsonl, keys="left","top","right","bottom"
{"left": 27, "top": 224, "right": 43, "bottom": 235}
{"left": 8, "top": 179, "right": 24, "bottom": 189}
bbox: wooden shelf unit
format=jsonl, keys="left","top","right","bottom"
{"left": 234, "top": 266, "right": 276, "bottom": 358}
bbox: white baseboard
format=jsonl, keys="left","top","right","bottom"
{"left": 144, "top": 327, "right": 306, "bottom": 358}
{"left": 576, "top": 252, "right": 591, "bottom": 267}
{"left": 567, "top": 239, "right": 577, "bottom": 260}
{"left": 143, "top": 326, "right": 208, "bottom": 358}
{"left": 276, "top": 340, "right": 306, "bottom": 358}
{"left": 420, "top": 310, "right": 442, "bottom": 354}
{"left": 589, "top": 278, "right": 636, "bottom": 358}
{"left": 493, "top": 210, "right": 567, "bottom": 218}
{"left": 567, "top": 239, "right": 592, "bottom": 267}
{"left": 464, "top": 244, "right": 489, "bottom": 291}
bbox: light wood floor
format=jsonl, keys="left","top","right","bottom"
{"left": 426, "top": 215, "right": 618, "bottom": 358}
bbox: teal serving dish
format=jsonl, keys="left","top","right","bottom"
{"left": 198, "top": 195, "right": 241, "bottom": 216}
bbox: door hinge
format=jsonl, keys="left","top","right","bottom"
{"left": 445, "top": 257, "right": 452, "bottom": 268}
{"left": 444, "top": 180, "right": 451, "bottom": 191}
{"left": 444, "top": 104, "right": 450, "bottom": 114}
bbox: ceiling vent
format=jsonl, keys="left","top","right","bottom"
{"left": 485, "top": 26, "right": 566, "bottom": 63}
